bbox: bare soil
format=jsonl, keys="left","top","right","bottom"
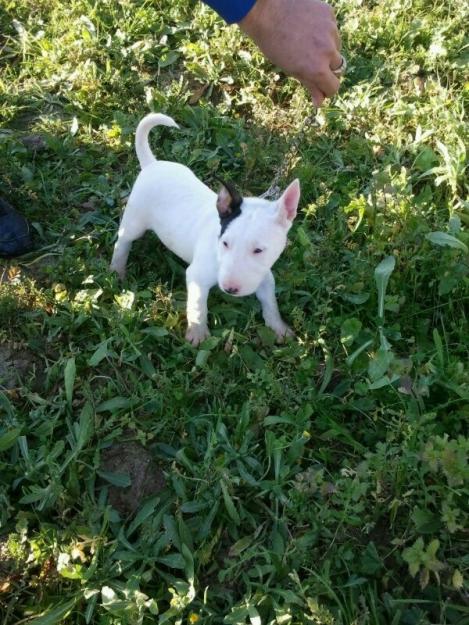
{"left": 100, "top": 440, "right": 166, "bottom": 517}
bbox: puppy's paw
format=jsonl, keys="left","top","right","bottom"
{"left": 268, "top": 322, "right": 295, "bottom": 343}
{"left": 110, "top": 263, "right": 126, "bottom": 280}
{"left": 186, "top": 324, "right": 210, "bottom": 347}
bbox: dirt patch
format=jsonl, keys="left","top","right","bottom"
{"left": 0, "top": 343, "right": 45, "bottom": 391}
{"left": 21, "top": 254, "right": 58, "bottom": 283}
{"left": 21, "top": 134, "right": 47, "bottom": 152}
{"left": 99, "top": 441, "right": 166, "bottom": 517}
{"left": 1, "top": 255, "right": 58, "bottom": 286}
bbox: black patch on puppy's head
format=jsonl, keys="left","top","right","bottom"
{"left": 215, "top": 178, "right": 243, "bottom": 236}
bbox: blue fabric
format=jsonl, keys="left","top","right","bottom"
{"left": 0, "top": 197, "right": 31, "bottom": 257}
{"left": 203, "top": 0, "right": 256, "bottom": 23}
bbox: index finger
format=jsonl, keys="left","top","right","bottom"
{"left": 306, "top": 83, "right": 326, "bottom": 107}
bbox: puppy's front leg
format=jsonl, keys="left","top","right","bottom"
{"left": 256, "top": 271, "right": 294, "bottom": 342}
{"left": 185, "top": 264, "right": 212, "bottom": 346}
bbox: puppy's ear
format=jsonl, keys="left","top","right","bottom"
{"left": 277, "top": 179, "right": 300, "bottom": 225}
{"left": 216, "top": 179, "right": 243, "bottom": 217}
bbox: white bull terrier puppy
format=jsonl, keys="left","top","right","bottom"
{"left": 110, "top": 113, "right": 301, "bottom": 346}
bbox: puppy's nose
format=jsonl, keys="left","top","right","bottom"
{"left": 226, "top": 286, "right": 239, "bottom": 295}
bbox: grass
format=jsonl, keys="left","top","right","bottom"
{"left": 0, "top": 0, "right": 468, "bottom": 623}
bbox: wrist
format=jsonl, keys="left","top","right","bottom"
{"left": 238, "top": 0, "right": 282, "bottom": 42}
{"left": 238, "top": 0, "right": 265, "bottom": 37}
{"left": 239, "top": 0, "right": 273, "bottom": 36}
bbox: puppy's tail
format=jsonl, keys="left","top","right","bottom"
{"left": 135, "top": 113, "right": 179, "bottom": 169}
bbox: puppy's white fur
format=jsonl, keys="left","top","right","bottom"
{"left": 110, "top": 113, "right": 301, "bottom": 345}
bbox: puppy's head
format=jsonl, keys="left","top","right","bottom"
{"left": 215, "top": 179, "right": 300, "bottom": 296}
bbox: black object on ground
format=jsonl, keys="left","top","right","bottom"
{"left": 0, "top": 197, "right": 32, "bottom": 257}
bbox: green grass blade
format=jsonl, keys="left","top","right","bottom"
{"left": 64, "top": 357, "right": 76, "bottom": 409}
{"left": 374, "top": 255, "right": 396, "bottom": 320}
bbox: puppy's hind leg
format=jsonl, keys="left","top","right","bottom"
{"left": 110, "top": 210, "right": 146, "bottom": 279}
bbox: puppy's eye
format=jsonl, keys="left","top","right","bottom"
{"left": 223, "top": 241, "right": 229, "bottom": 248}
{"left": 253, "top": 248, "right": 263, "bottom": 254}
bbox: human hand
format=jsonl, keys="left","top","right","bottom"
{"left": 239, "top": 0, "right": 342, "bottom": 106}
